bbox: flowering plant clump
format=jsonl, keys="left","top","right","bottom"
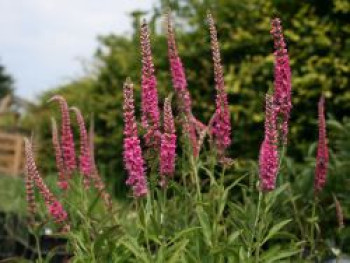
{"left": 24, "top": 96, "right": 111, "bottom": 233}
{"left": 24, "top": 138, "right": 69, "bottom": 227}
{"left": 21, "top": 12, "right": 343, "bottom": 263}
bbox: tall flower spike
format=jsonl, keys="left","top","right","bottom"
{"left": 89, "top": 114, "right": 97, "bottom": 172}
{"left": 207, "top": 12, "right": 232, "bottom": 157}
{"left": 74, "top": 113, "right": 112, "bottom": 208}
{"left": 51, "top": 118, "right": 68, "bottom": 190}
{"left": 334, "top": 196, "right": 344, "bottom": 229}
{"left": 25, "top": 162, "right": 36, "bottom": 225}
{"left": 166, "top": 12, "right": 192, "bottom": 114}
{"left": 259, "top": 95, "right": 279, "bottom": 191}
{"left": 48, "top": 95, "right": 77, "bottom": 175}
{"left": 314, "top": 96, "right": 329, "bottom": 193}
{"left": 160, "top": 98, "right": 177, "bottom": 186}
{"left": 24, "top": 138, "right": 68, "bottom": 224}
{"left": 24, "top": 138, "right": 54, "bottom": 206}
{"left": 140, "top": 21, "right": 161, "bottom": 148}
{"left": 88, "top": 116, "right": 112, "bottom": 209}
{"left": 71, "top": 107, "right": 92, "bottom": 188}
{"left": 123, "top": 79, "right": 148, "bottom": 197}
{"left": 271, "top": 18, "right": 292, "bottom": 144}
{"left": 166, "top": 12, "right": 200, "bottom": 156}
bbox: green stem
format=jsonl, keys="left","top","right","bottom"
{"left": 191, "top": 155, "right": 201, "bottom": 201}
{"left": 310, "top": 196, "right": 317, "bottom": 258}
{"left": 141, "top": 199, "right": 151, "bottom": 253}
{"left": 248, "top": 191, "right": 263, "bottom": 260}
{"left": 35, "top": 233, "right": 43, "bottom": 263}
{"left": 220, "top": 166, "right": 226, "bottom": 187}
{"left": 288, "top": 184, "right": 305, "bottom": 239}
{"left": 161, "top": 187, "right": 167, "bottom": 235}
{"left": 278, "top": 145, "right": 286, "bottom": 169}
{"left": 277, "top": 145, "right": 286, "bottom": 186}
{"left": 254, "top": 192, "right": 263, "bottom": 262}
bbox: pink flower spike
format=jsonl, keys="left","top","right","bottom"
{"left": 123, "top": 80, "right": 138, "bottom": 139}
{"left": 167, "top": 12, "right": 201, "bottom": 157}
{"left": 71, "top": 107, "right": 92, "bottom": 188}
{"left": 24, "top": 138, "right": 69, "bottom": 224}
{"left": 160, "top": 98, "right": 177, "bottom": 186}
{"left": 271, "top": 18, "right": 292, "bottom": 144}
{"left": 49, "top": 201, "right": 68, "bottom": 223}
{"left": 48, "top": 95, "right": 77, "bottom": 175}
{"left": 259, "top": 95, "right": 279, "bottom": 191}
{"left": 24, "top": 138, "right": 54, "bottom": 206}
{"left": 188, "top": 119, "right": 200, "bottom": 157}
{"left": 88, "top": 114, "right": 97, "bottom": 172}
{"left": 314, "top": 96, "right": 329, "bottom": 193}
{"left": 87, "top": 115, "right": 112, "bottom": 209}
{"left": 166, "top": 12, "right": 192, "bottom": 114}
{"left": 207, "top": 12, "right": 232, "bottom": 155}
{"left": 51, "top": 118, "right": 68, "bottom": 190}
{"left": 140, "top": 21, "right": 161, "bottom": 148}
{"left": 25, "top": 162, "right": 36, "bottom": 225}
{"left": 123, "top": 79, "right": 148, "bottom": 198}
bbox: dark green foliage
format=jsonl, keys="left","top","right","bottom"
{"left": 0, "top": 61, "right": 14, "bottom": 98}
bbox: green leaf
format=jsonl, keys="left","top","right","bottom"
{"left": 261, "top": 219, "right": 292, "bottom": 245}
{"left": 120, "top": 237, "right": 150, "bottom": 263}
{"left": 261, "top": 248, "right": 300, "bottom": 262}
{"left": 238, "top": 247, "right": 248, "bottom": 262}
{"left": 167, "top": 239, "right": 189, "bottom": 263}
{"left": 228, "top": 230, "right": 242, "bottom": 245}
{"left": 87, "top": 192, "right": 102, "bottom": 216}
{"left": 94, "top": 225, "right": 120, "bottom": 251}
{"left": 170, "top": 227, "right": 201, "bottom": 244}
{"left": 196, "top": 205, "right": 212, "bottom": 247}
{"left": 218, "top": 175, "right": 245, "bottom": 219}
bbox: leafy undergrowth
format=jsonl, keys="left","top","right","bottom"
{"left": 0, "top": 175, "right": 26, "bottom": 214}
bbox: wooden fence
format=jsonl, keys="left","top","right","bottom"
{"left": 0, "top": 132, "right": 24, "bottom": 176}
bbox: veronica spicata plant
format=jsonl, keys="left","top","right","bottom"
{"left": 116, "top": 13, "right": 303, "bottom": 263}
{"left": 22, "top": 12, "right": 341, "bottom": 263}
{"left": 24, "top": 95, "right": 114, "bottom": 262}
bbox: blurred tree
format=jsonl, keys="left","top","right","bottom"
{"left": 0, "top": 61, "right": 14, "bottom": 98}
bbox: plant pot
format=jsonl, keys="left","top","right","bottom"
{"left": 0, "top": 236, "right": 17, "bottom": 260}
{"left": 27, "top": 234, "right": 72, "bottom": 263}
{"left": 0, "top": 211, "right": 7, "bottom": 236}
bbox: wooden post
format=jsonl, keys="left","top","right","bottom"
{"left": 12, "top": 135, "right": 23, "bottom": 176}
{"left": 0, "top": 132, "right": 25, "bottom": 176}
